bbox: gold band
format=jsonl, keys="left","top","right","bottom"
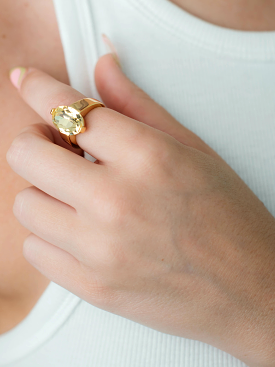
{"left": 70, "top": 98, "right": 105, "bottom": 117}
{"left": 50, "top": 98, "right": 105, "bottom": 149}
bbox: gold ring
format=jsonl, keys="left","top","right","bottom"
{"left": 50, "top": 98, "right": 105, "bottom": 149}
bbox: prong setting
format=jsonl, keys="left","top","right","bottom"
{"left": 51, "top": 106, "right": 84, "bottom": 135}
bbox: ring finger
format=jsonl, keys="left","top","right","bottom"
{"left": 14, "top": 185, "right": 79, "bottom": 256}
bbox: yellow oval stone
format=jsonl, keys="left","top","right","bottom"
{"left": 52, "top": 106, "right": 84, "bottom": 135}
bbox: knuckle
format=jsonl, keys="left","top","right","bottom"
{"left": 79, "top": 264, "right": 111, "bottom": 306}
{"left": 99, "top": 199, "right": 127, "bottom": 226}
{"left": 98, "top": 241, "right": 124, "bottom": 269}
{"left": 95, "top": 186, "right": 130, "bottom": 226}
{"left": 25, "top": 123, "right": 53, "bottom": 140}
{"left": 22, "top": 233, "right": 38, "bottom": 259}
{"left": 13, "top": 190, "right": 26, "bottom": 219}
{"left": 13, "top": 186, "right": 36, "bottom": 220}
{"left": 6, "top": 132, "right": 37, "bottom": 168}
{"left": 94, "top": 241, "right": 128, "bottom": 291}
{"left": 88, "top": 283, "right": 110, "bottom": 306}
{"left": 13, "top": 193, "right": 23, "bottom": 219}
{"left": 134, "top": 132, "right": 171, "bottom": 172}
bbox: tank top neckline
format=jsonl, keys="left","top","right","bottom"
{"left": 128, "top": 0, "right": 275, "bottom": 61}
{"left": 0, "top": 282, "right": 80, "bottom": 364}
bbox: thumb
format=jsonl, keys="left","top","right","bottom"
{"left": 94, "top": 40, "right": 220, "bottom": 160}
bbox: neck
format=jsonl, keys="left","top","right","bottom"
{"left": 169, "top": 0, "right": 275, "bottom": 31}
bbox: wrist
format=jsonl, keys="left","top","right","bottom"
{"left": 228, "top": 296, "right": 275, "bottom": 366}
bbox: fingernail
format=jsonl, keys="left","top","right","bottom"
{"left": 101, "top": 34, "right": 122, "bottom": 69}
{"left": 9, "top": 67, "right": 27, "bottom": 89}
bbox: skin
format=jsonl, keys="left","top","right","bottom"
{"left": 171, "top": 0, "right": 275, "bottom": 31}
{"left": 0, "top": 0, "right": 274, "bottom": 356}
{"left": 0, "top": 0, "right": 68, "bottom": 334}
{"left": 6, "top": 57, "right": 275, "bottom": 367}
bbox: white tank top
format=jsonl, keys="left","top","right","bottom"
{"left": 1, "top": 0, "right": 275, "bottom": 365}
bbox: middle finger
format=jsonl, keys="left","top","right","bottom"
{"left": 7, "top": 123, "right": 105, "bottom": 210}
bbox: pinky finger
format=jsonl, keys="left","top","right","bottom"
{"left": 23, "top": 233, "right": 82, "bottom": 293}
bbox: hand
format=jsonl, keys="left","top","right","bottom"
{"left": 6, "top": 54, "right": 275, "bottom": 367}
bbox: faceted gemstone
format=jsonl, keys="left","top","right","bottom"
{"left": 52, "top": 106, "right": 84, "bottom": 135}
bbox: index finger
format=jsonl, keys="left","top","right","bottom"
{"left": 17, "top": 67, "right": 154, "bottom": 164}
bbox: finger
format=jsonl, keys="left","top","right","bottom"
{"left": 95, "top": 54, "right": 221, "bottom": 161}
{"left": 20, "top": 122, "right": 84, "bottom": 157}
{"left": 6, "top": 123, "right": 105, "bottom": 210}
{"left": 13, "top": 185, "right": 79, "bottom": 257}
{"left": 14, "top": 66, "right": 160, "bottom": 165}
{"left": 23, "top": 233, "right": 82, "bottom": 293}
{"left": 23, "top": 233, "right": 105, "bottom": 305}
{"left": 48, "top": 124, "right": 84, "bottom": 157}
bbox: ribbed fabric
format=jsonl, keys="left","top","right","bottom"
{"left": 131, "top": 0, "right": 275, "bottom": 60}
{"left": 0, "top": 283, "right": 81, "bottom": 365}
{"left": 0, "top": 288, "right": 247, "bottom": 366}
{"left": 1, "top": 0, "right": 275, "bottom": 365}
